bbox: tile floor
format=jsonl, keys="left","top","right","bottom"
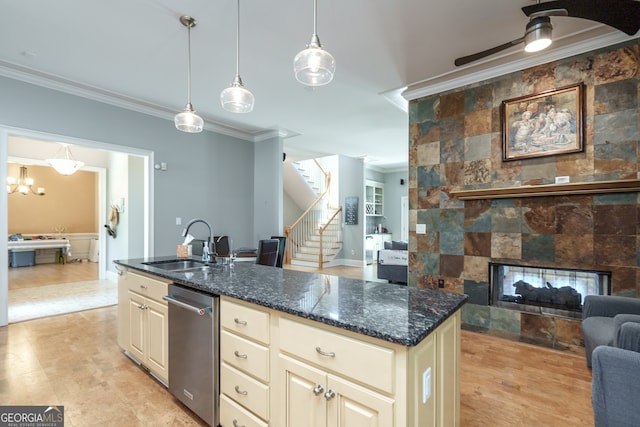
{"left": 0, "top": 306, "right": 206, "bottom": 426}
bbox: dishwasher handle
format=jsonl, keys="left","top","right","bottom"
{"left": 163, "top": 294, "right": 211, "bottom": 316}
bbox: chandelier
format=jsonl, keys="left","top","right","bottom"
{"left": 6, "top": 166, "right": 45, "bottom": 196}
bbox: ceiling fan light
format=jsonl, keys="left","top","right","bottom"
{"left": 175, "top": 103, "right": 204, "bottom": 133}
{"left": 294, "top": 35, "right": 336, "bottom": 86}
{"left": 524, "top": 16, "right": 553, "bottom": 53}
{"left": 221, "top": 76, "right": 255, "bottom": 113}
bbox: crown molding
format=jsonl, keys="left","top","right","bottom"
{"left": 403, "top": 31, "right": 636, "bottom": 101}
{"left": 0, "top": 59, "right": 259, "bottom": 142}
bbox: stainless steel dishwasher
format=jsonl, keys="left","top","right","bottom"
{"left": 163, "top": 284, "right": 219, "bottom": 426}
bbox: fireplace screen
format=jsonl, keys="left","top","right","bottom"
{"left": 490, "top": 263, "right": 611, "bottom": 318}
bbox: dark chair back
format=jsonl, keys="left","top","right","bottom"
{"left": 270, "top": 236, "right": 287, "bottom": 268}
{"left": 256, "top": 239, "right": 279, "bottom": 267}
{"left": 191, "top": 236, "right": 229, "bottom": 257}
{"left": 214, "top": 236, "right": 230, "bottom": 257}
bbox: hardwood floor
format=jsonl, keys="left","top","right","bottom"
{"left": 0, "top": 261, "right": 594, "bottom": 426}
{"left": 8, "top": 261, "right": 99, "bottom": 290}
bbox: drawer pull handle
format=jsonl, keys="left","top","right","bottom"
{"left": 324, "top": 389, "right": 336, "bottom": 401}
{"left": 234, "top": 318, "right": 247, "bottom": 325}
{"left": 234, "top": 350, "right": 248, "bottom": 359}
{"left": 232, "top": 420, "right": 245, "bottom": 427}
{"left": 140, "top": 284, "right": 148, "bottom": 289}
{"left": 313, "top": 384, "right": 324, "bottom": 396}
{"left": 315, "top": 346, "right": 336, "bottom": 357}
{"left": 234, "top": 385, "right": 248, "bottom": 395}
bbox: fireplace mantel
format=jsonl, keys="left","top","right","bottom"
{"left": 451, "top": 179, "right": 640, "bottom": 201}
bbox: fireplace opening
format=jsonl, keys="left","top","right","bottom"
{"left": 489, "top": 263, "right": 611, "bottom": 319}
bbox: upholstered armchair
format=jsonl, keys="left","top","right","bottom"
{"left": 581, "top": 295, "right": 640, "bottom": 367}
{"left": 591, "top": 333, "right": 640, "bottom": 426}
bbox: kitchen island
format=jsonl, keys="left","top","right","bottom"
{"left": 114, "top": 256, "right": 467, "bottom": 427}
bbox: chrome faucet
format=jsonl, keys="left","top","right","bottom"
{"left": 181, "top": 218, "right": 215, "bottom": 263}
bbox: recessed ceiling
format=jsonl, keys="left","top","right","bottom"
{"left": 0, "top": 0, "right": 635, "bottom": 171}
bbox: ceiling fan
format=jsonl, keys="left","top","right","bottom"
{"left": 454, "top": 0, "right": 640, "bottom": 67}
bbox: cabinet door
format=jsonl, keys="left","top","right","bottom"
{"left": 145, "top": 297, "right": 169, "bottom": 382}
{"left": 279, "top": 355, "right": 326, "bottom": 427}
{"left": 127, "top": 291, "right": 146, "bottom": 362}
{"left": 436, "top": 310, "right": 459, "bottom": 427}
{"left": 327, "top": 375, "right": 394, "bottom": 427}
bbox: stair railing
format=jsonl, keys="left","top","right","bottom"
{"left": 317, "top": 206, "right": 343, "bottom": 268}
{"left": 285, "top": 160, "right": 338, "bottom": 267}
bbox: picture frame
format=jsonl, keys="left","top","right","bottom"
{"left": 502, "top": 83, "right": 584, "bottom": 161}
{"left": 344, "top": 196, "right": 358, "bottom": 225}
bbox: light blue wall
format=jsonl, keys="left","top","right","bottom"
{"left": 253, "top": 137, "right": 284, "bottom": 242}
{"left": 339, "top": 155, "right": 365, "bottom": 263}
{"left": 0, "top": 76, "right": 258, "bottom": 257}
{"left": 383, "top": 171, "right": 408, "bottom": 240}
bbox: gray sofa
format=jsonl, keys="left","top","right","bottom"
{"left": 377, "top": 240, "right": 408, "bottom": 285}
{"left": 581, "top": 295, "right": 640, "bottom": 367}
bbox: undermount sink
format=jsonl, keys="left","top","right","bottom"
{"left": 143, "top": 259, "right": 211, "bottom": 272}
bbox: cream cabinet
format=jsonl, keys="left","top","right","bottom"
{"left": 117, "top": 270, "right": 170, "bottom": 384}
{"left": 219, "top": 298, "right": 271, "bottom": 426}
{"left": 218, "top": 295, "right": 461, "bottom": 427}
{"left": 280, "top": 354, "right": 394, "bottom": 427}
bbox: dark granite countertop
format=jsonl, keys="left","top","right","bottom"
{"left": 114, "top": 256, "right": 467, "bottom": 347}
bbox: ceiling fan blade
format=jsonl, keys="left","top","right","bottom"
{"left": 522, "top": 0, "right": 640, "bottom": 35}
{"left": 454, "top": 38, "right": 524, "bottom": 67}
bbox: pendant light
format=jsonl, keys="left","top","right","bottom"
{"left": 293, "top": 0, "right": 335, "bottom": 86}
{"left": 175, "top": 15, "right": 204, "bottom": 133}
{"left": 221, "top": 0, "right": 255, "bottom": 113}
{"left": 46, "top": 143, "right": 85, "bottom": 175}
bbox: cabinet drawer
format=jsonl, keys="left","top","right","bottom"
{"left": 221, "top": 298, "right": 270, "bottom": 344}
{"left": 221, "top": 330, "right": 270, "bottom": 382}
{"left": 220, "top": 394, "right": 268, "bottom": 427}
{"left": 279, "top": 317, "right": 395, "bottom": 393}
{"left": 125, "top": 272, "right": 168, "bottom": 302}
{"left": 221, "top": 362, "right": 269, "bottom": 421}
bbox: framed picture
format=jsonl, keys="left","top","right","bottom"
{"left": 344, "top": 196, "right": 358, "bottom": 225}
{"left": 502, "top": 83, "right": 584, "bottom": 161}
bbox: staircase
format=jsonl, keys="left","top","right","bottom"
{"left": 285, "top": 160, "right": 343, "bottom": 268}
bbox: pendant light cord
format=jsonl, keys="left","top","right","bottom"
{"left": 187, "top": 22, "right": 193, "bottom": 105}
{"left": 235, "top": 0, "right": 240, "bottom": 76}
{"left": 313, "top": 0, "right": 318, "bottom": 37}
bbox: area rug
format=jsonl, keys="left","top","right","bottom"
{"left": 9, "top": 279, "right": 117, "bottom": 323}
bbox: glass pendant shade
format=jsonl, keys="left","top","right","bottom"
{"left": 221, "top": 75, "right": 254, "bottom": 113}
{"left": 175, "top": 103, "right": 204, "bottom": 132}
{"left": 46, "top": 144, "right": 84, "bottom": 175}
{"left": 175, "top": 16, "right": 203, "bottom": 133}
{"left": 294, "top": 36, "right": 336, "bottom": 86}
{"left": 294, "top": 0, "right": 335, "bottom": 87}
{"left": 524, "top": 17, "right": 553, "bottom": 53}
{"left": 221, "top": 0, "right": 254, "bottom": 114}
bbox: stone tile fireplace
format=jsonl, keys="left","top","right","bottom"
{"left": 489, "top": 262, "right": 611, "bottom": 319}
{"left": 407, "top": 41, "right": 640, "bottom": 351}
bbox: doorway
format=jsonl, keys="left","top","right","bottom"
{"left": 1, "top": 126, "right": 154, "bottom": 326}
